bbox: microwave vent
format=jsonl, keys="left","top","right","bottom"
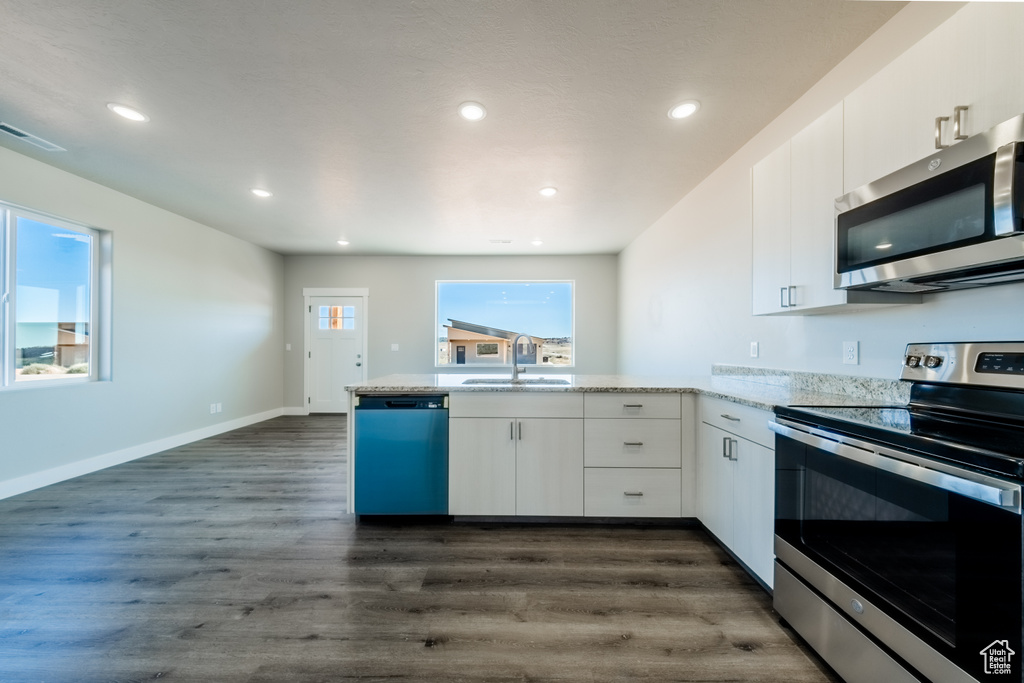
{"left": 0, "top": 122, "right": 65, "bottom": 152}
{"left": 872, "top": 281, "right": 946, "bottom": 293}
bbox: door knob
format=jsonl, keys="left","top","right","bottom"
{"left": 355, "top": 362, "right": 362, "bottom": 367}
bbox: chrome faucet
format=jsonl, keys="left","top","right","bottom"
{"left": 511, "top": 333, "right": 529, "bottom": 381}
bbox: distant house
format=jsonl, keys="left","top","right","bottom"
{"left": 444, "top": 319, "right": 545, "bottom": 365}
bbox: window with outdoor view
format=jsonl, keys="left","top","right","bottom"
{"left": 1, "top": 203, "right": 109, "bottom": 387}
{"left": 436, "top": 281, "right": 573, "bottom": 367}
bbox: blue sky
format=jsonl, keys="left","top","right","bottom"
{"left": 437, "top": 281, "right": 573, "bottom": 340}
{"left": 16, "top": 218, "right": 91, "bottom": 323}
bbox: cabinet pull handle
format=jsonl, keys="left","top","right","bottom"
{"left": 728, "top": 438, "right": 739, "bottom": 461}
{"left": 623, "top": 441, "right": 644, "bottom": 447}
{"left": 510, "top": 421, "right": 515, "bottom": 441}
{"left": 720, "top": 414, "right": 740, "bottom": 422}
{"left": 518, "top": 421, "right": 522, "bottom": 441}
{"left": 624, "top": 491, "right": 644, "bottom": 497}
{"left": 953, "top": 105, "right": 969, "bottom": 140}
{"left": 722, "top": 436, "right": 730, "bottom": 459}
{"left": 788, "top": 285, "right": 796, "bottom": 308}
{"left": 623, "top": 404, "right": 643, "bottom": 408}
{"left": 774, "top": 286, "right": 790, "bottom": 309}
{"left": 935, "top": 115, "right": 949, "bottom": 149}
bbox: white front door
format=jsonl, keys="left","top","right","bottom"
{"left": 308, "top": 296, "right": 365, "bottom": 413}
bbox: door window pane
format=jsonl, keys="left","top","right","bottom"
{"left": 15, "top": 218, "right": 93, "bottom": 381}
{"left": 319, "top": 304, "right": 356, "bottom": 330}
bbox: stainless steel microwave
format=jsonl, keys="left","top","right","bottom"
{"left": 835, "top": 112, "right": 1024, "bottom": 293}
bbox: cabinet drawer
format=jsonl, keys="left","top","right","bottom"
{"left": 700, "top": 397, "right": 774, "bottom": 449}
{"left": 584, "top": 392, "right": 681, "bottom": 419}
{"left": 449, "top": 392, "right": 583, "bottom": 418}
{"left": 584, "top": 468, "right": 681, "bottom": 518}
{"left": 584, "top": 419, "right": 681, "bottom": 468}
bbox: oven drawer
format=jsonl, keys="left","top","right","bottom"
{"left": 584, "top": 468, "right": 681, "bottom": 517}
{"left": 700, "top": 397, "right": 773, "bottom": 448}
{"left": 584, "top": 419, "right": 681, "bottom": 468}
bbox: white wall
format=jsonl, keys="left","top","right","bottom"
{"left": 282, "top": 254, "right": 618, "bottom": 410}
{"left": 619, "top": 3, "right": 1024, "bottom": 380}
{"left": 0, "top": 146, "right": 285, "bottom": 496}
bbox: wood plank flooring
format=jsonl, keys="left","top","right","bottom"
{"left": 0, "top": 416, "right": 838, "bottom": 682}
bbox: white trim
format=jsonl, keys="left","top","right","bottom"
{"left": 0, "top": 408, "right": 284, "bottom": 501}
{"left": 302, "top": 288, "right": 369, "bottom": 412}
{"left": 282, "top": 406, "right": 310, "bottom": 416}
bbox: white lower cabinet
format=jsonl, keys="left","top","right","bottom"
{"left": 699, "top": 399, "right": 775, "bottom": 588}
{"left": 448, "top": 393, "right": 584, "bottom": 516}
{"left": 584, "top": 468, "right": 682, "bottom": 517}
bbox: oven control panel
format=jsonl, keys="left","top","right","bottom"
{"left": 901, "top": 342, "right": 1024, "bottom": 388}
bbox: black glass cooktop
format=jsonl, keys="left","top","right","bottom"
{"left": 775, "top": 403, "right": 1024, "bottom": 480}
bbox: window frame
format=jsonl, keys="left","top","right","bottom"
{"left": 434, "top": 279, "right": 575, "bottom": 370}
{"left": 0, "top": 201, "right": 111, "bottom": 390}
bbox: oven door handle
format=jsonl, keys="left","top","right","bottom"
{"left": 769, "top": 420, "right": 1022, "bottom": 513}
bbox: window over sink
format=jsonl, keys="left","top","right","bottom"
{"left": 435, "top": 280, "right": 573, "bottom": 368}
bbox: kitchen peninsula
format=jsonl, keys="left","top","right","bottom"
{"left": 346, "top": 369, "right": 906, "bottom": 588}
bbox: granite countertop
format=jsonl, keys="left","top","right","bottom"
{"left": 345, "top": 372, "right": 907, "bottom": 412}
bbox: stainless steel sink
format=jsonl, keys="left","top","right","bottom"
{"left": 461, "top": 377, "right": 571, "bottom": 386}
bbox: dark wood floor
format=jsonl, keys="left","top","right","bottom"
{"left": 0, "top": 416, "right": 837, "bottom": 682}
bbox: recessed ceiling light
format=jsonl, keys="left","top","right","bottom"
{"left": 337, "top": 239, "right": 350, "bottom": 246}
{"left": 876, "top": 242, "right": 893, "bottom": 250}
{"left": 668, "top": 100, "right": 700, "bottom": 120}
{"left": 458, "top": 102, "right": 487, "bottom": 121}
{"left": 250, "top": 188, "right": 273, "bottom": 198}
{"left": 106, "top": 103, "right": 149, "bottom": 122}
{"left": 531, "top": 240, "right": 544, "bottom": 246}
{"left": 539, "top": 187, "right": 558, "bottom": 197}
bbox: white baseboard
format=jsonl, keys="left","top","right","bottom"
{"left": 0, "top": 408, "right": 285, "bottom": 501}
{"left": 282, "top": 406, "right": 310, "bottom": 416}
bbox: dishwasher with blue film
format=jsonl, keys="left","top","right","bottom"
{"left": 353, "top": 394, "right": 449, "bottom": 516}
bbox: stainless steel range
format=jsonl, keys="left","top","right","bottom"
{"left": 770, "top": 342, "right": 1024, "bottom": 683}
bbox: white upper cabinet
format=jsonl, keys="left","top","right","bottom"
{"left": 752, "top": 103, "right": 916, "bottom": 315}
{"left": 789, "top": 102, "right": 847, "bottom": 312}
{"left": 844, "top": 4, "right": 1024, "bottom": 193}
{"left": 751, "top": 139, "right": 792, "bottom": 315}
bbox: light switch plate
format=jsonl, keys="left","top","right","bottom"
{"left": 843, "top": 341, "right": 859, "bottom": 365}
{"left": 750, "top": 341, "right": 759, "bottom": 358}
{"left": 391, "top": 343, "right": 399, "bottom": 351}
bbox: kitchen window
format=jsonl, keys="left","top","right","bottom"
{"left": 435, "top": 280, "right": 573, "bottom": 367}
{"left": 0, "top": 202, "right": 111, "bottom": 387}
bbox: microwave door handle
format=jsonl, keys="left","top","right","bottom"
{"left": 993, "top": 141, "right": 1020, "bottom": 236}
{"left": 769, "top": 421, "right": 1021, "bottom": 512}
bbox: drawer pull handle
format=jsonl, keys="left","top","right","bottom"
{"left": 623, "top": 404, "right": 644, "bottom": 408}
{"left": 720, "top": 414, "right": 741, "bottom": 421}
{"left": 623, "top": 441, "right": 644, "bottom": 447}
{"left": 624, "top": 491, "right": 644, "bottom": 497}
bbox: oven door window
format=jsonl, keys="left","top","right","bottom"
{"left": 788, "top": 440, "right": 1021, "bottom": 672}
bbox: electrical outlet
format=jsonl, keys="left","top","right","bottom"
{"left": 210, "top": 403, "right": 217, "bottom": 414}
{"left": 391, "top": 343, "right": 399, "bottom": 351}
{"left": 750, "top": 341, "right": 759, "bottom": 358}
{"left": 285, "top": 343, "right": 291, "bottom": 351}
{"left": 843, "top": 341, "right": 860, "bottom": 365}
{"left": 216, "top": 403, "right": 222, "bottom": 413}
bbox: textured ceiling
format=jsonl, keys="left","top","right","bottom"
{"left": 0, "top": 1, "right": 903, "bottom": 255}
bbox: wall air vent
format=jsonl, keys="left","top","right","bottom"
{"left": 0, "top": 122, "right": 65, "bottom": 152}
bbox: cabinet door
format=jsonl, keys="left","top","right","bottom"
{"left": 751, "top": 141, "right": 792, "bottom": 315}
{"left": 698, "top": 422, "right": 735, "bottom": 546}
{"left": 516, "top": 418, "right": 584, "bottom": 516}
{"left": 732, "top": 438, "right": 776, "bottom": 588}
{"left": 790, "top": 102, "right": 846, "bottom": 311}
{"left": 449, "top": 417, "right": 516, "bottom": 515}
